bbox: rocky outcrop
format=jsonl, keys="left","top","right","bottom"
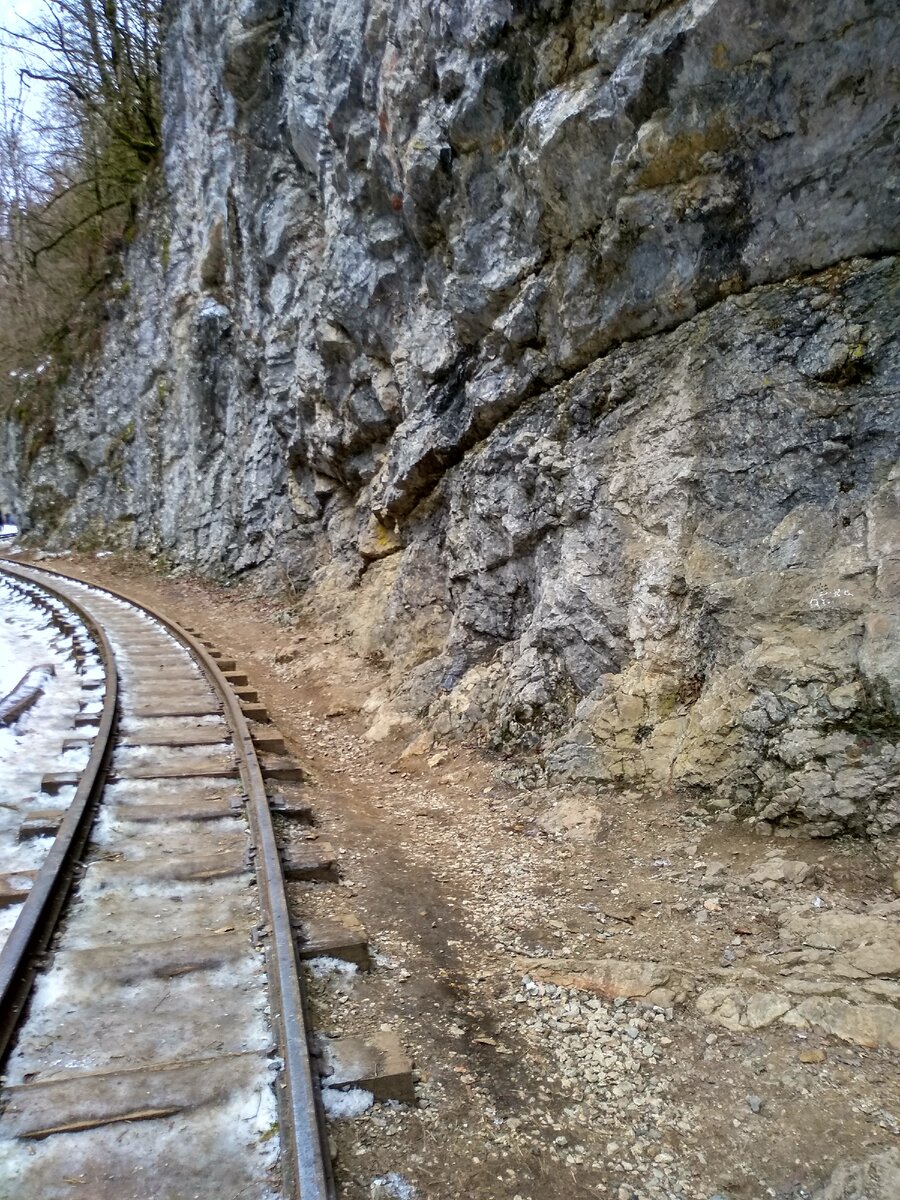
{"left": 696, "top": 897, "right": 900, "bottom": 1052}
{"left": 521, "top": 893, "right": 900, "bottom": 1052}
{"left": 812, "top": 1149, "right": 900, "bottom": 1200}
{"left": 4, "top": 0, "right": 898, "bottom": 833}
{"left": 428, "top": 259, "right": 899, "bottom": 835}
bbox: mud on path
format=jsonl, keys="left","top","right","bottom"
{"left": 14, "top": 551, "right": 899, "bottom": 1200}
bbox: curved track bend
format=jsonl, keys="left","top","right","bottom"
{"left": 0, "top": 562, "right": 332, "bottom": 1200}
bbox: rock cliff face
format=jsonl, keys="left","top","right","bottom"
{"left": 5, "top": 0, "right": 899, "bottom": 833}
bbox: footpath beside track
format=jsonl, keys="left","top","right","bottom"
{"left": 0, "top": 563, "right": 333, "bottom": 1200}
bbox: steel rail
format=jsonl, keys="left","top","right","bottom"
{"left": 4, "top": 559, "right": 334, "bottom": 1200}
{"left": 0, "top": 563, "right": 119, "bottom": 1064}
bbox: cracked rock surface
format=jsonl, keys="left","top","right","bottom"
{"left": 2, "top": 0, "right": 898, "bottom": 832}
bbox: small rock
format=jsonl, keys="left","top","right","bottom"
{"left": 747, "top": 1094, "right": 763, "bottom": 1114}
{"left": 396, "top": 730, "right": 436, "bottom": 762}
{"left": 702, "top": 861, "right": 728, "bottom": 887}
{"left": 536, "top": 796, "right": 608, "bottom": 843}
{"left": 364, "top": 708, "right": 416, "bottom": 743}
{"left": 274, "top": 639, "right": 306, "bottom": 663}
{"left": 799, "top": 1048, "right": 827, "bottom": 1063}
{"left": 748, "top": 857, "right": 812, "bottom": 885}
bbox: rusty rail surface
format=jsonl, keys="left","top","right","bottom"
{"left": 0, "top": 558, "right": 333, "bottom": 1200}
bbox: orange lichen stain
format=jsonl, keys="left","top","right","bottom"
{"left": 635, "top": 115, "right": 733, "bottom": 189}
{"left": 718, "top": 273, "right": 744, "bottom": 297}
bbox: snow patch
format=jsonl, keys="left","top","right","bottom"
{"left": 305, "top": 956, "right": 359, "bottom": 980}
{"left": 371, "top": 1173, "right": 417, "bottom": 1200}
{"left": 0, "top": 576, "right": 103, "bottom": 951}
{"left": 322, "top": 1086, "right": 374, "bottom": 1119}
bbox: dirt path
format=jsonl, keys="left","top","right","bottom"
{"left": 15, "top": 551, "right": 899, "bottom": 1200}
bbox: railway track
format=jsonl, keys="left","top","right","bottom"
{"left": 0, "top": 562, "right": 333, "bottom": 1200}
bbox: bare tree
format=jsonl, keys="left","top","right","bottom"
{"left": 0, "top": 0, "right": 161, "bottom": 407}
{"left": 9, "top": 1, "right": 161, "bottom": 164}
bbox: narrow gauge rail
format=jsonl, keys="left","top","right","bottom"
{"left": 0, "top": 562, "right": 332, "bottom": 1200}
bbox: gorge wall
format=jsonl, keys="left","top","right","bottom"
{"left": 4, "top": 0, "right": 899, "bottom": 834}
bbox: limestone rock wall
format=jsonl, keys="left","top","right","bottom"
{"left": 5, "top": 0, "right": 899, "bottom": 832}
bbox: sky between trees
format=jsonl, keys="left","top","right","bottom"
{"left": 0, "top": 0, "right": 162, "bottom": 409}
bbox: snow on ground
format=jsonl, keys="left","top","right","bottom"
{"left": 0, "top": 577, "right": 103, "bottom": 951}
{"left": 0, "top": 583, "right": 51, "bottom": 696}
{"left": 370, "top": 1174, "right": 417, "bottom": 1200}
{"left": 322, "top": 1086, "right": 375, "bottom": 1119}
